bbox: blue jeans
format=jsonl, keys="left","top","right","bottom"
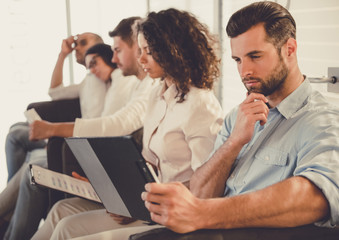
{"left": 4, "top": 149, "right": 49, "bottom": 240}
{"left": 5, "top": 122, "right": 46, "bottom": 182}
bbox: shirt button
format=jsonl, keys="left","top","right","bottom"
{"left": 265, "top": 156, "right": 269, "bottom": 161}
{"left": 230, "top": 173, "right": 235, "bottom": 178}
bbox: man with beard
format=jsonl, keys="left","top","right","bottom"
{"left": 141, "top": 1, "right": 339, "bottom": 234}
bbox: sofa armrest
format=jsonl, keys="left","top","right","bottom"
{"left": 27, "top": 98, "right": 81, "bottom": 122}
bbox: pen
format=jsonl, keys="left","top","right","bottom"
{"left": 146, "top": 162, "right": 160, "bottom": 183}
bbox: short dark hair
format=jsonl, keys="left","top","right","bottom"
{"left": 85, "top": 43, "right": 117, "bottom": 69}
{"left": 109, "top": 17, "right": 141, "bottom": 47}
{"left": 226, "top": 1, "right": 296, "bottom": 50}
{"left": 138, "top": 8, "right": 219, "bottom": 102}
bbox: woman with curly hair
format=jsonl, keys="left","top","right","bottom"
{"left": 138, "top": 8, "right": 222, "bottom": 188}
{"left": 138, "top": 8, "right": 219, "bottom": 103}
{"left": 32, "top": 9, "right": 223, "bottom": 240}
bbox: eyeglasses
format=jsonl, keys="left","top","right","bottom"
{"left": 73, "top": 35, "right": 87, "bottom": 48}
{"left": 88, "top": 55, "right": 99, "bottom": 69}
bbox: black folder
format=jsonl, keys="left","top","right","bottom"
{"left": 65, "top": 135, "right": 157, "bottom": 223}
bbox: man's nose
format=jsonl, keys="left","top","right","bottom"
{"left": 240, "top": 59, "right": 254, "bottom": 79}
{"left": 112, "top": 54, "right": 118, "bottom": 64}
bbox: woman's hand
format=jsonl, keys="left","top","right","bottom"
{"left": 72, "top": 171, "right": 89, "bottom": 182}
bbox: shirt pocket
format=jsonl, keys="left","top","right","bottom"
{"left": 232, "top": 147, "right": 290, "bottom": 193}
{"left": 245, "top": 147, "right": 290, "bottom": 187}
{"left": 255, "top": 147, "right": 289, "bottom": 166}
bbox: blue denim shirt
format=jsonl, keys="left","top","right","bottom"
{"left": 211, "top": 79, "right": 339, "bottom": 227}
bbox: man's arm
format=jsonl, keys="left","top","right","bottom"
{"left": 29, "top": 120, "right": 75, "bottom": 140}
{"left": 190, "top": 137, "right": 243, "bottom": 198}
{"left": 50, "top": 36, "right": 74, "bottom": 88}
{"left": 142, "top": 176, "right": 329, "bottom": 233}
{"left": 190, "top": 93, "right": 269, "bottom": 198}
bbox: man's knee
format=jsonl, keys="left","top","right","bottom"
{"left": 47, "top": 199, "right": 68, "bottom": 224}
{"left": 7, "top": 124, "right": 29, "bottom": 143}
{"left": 48, "top": 198, "right": 78, "bottom": 223}
{"left": 50, "top": 215, "right": 75, "bottom": 240}
{"left": 27, "top": 149, "right": 48, "bottom": 166}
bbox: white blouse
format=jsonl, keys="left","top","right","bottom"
{"left": 142, "top": 83, "right": 224, "bottom": 186}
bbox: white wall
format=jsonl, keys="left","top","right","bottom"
{"left": 0, "top": 0, "right": 67, "bottom": 191}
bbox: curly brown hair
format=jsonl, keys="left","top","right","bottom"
{"left": 138, "top": 8, "right": 220, "bottom": 102}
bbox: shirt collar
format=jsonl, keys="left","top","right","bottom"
{"left": 276, "top": 76, "right": 312, "bottom": 119}
{"left": 159, "top": 82, "right": 179, "bottom": 104}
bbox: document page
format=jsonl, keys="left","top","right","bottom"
{"left": 30, "top": 164, "right": 101, "bottom": 203}
{"left": 24, "top": 108, "right": 42, "bottom": 123}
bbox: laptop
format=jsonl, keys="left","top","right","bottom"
{"left": 65, "top": 135, "right": 158, "bottom": 223}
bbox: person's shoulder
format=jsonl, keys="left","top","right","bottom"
{"left": 82, "top": 73, "right": 106, "bottom": 89}
{"left": 291, "top": 90, "right": 339, "bottom": 137}
{"left": 307, "top": 89, "right": 339, "bottom": 117}
{"left": 186, "top": 87, "right": 218, "bottom": 105}
{"left": 181, "top": 87, "right": 223, "bottom": 117}
{"left": 83, "top": 72, "right": 98, "bottom": 81}
{"left": 112, "top": 69, "right": 138, "bottom": 83}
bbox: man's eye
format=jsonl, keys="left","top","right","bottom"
{"left": 233, "top": 58, "right": 241, "bottom": 63}
{"left": 250, "top": 55, "right": 260, "bottom": 59}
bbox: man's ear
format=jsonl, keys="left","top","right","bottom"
{"left": 285, "top": 38, "right": 297, "bottom": 57}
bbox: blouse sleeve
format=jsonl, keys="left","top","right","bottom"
{"left": 182, "top": 89, "right": 224, "bottom": 171}
{"left": 73, "top": 77, "right": 158, "bottom": 137}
